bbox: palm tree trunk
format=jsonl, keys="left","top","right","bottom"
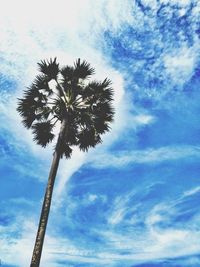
{"left": 30, "top": 118, "right": 67, "bottom": 267}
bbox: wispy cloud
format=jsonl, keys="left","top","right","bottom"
{"left": 88, "top": 145, "right": 200, "bottom": 168}
{"left": 164, "top": 45, "right": 199, "bottom": 86}
{"left": 183, "top": 186, "right": 200, "bottom": 197}
{"left": 96, "top": 188, "right": 200, "bottom": 264}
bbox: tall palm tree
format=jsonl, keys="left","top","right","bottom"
{"left": 17, "top": 58, "right": 114, "bottom": 267}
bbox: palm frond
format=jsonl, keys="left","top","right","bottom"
{"left": 17, "top": 84, "right": 50, "bottom": 122}
{"left": 60, "top": 143, "right": 73, "bottom": 158}
{"left": 52, "top": 97, "right": 67, "bottom": 119}
{"left": 94, "top": 119, "right": 110, "bottom": 134}
{"left": 74, "top": 59, "right": 95, "bottom": 79}
{"left": 60, "top": 66, "right": 74, "bottom": 82}
{"left": 82, "top": 84, "right": 95, "bottom": 98}
{"left": 64, "top": 126, "right": 78, "bottom": 145}
{"left": 78, "top": 128, "right": 101, "bottom": 151}
{"left": 23, "top": 85, "right": 50, "bottom": 103}
{"left": 101, "top": 78, "right": 112, "bottom": 88}
{"left": 100, "top": 88, "right": 114, "bottom": 102}
{"left": 93, "top": 102, "right": 114, "bottom": 121}
{"left": 32, "top": 121, "right": 55, "bottom": 147}
{"left": 76, "top": 110, "right": 94, "bottom": 127}
{"left": 33, "top": 75, "right": 50, "bottom": 90}
{"left": 17, "top": 97, "right": 38, "bottom": 128}
{"left": 22, "top": 114, "right": 37, "bottom": 129}
{"left": 83, "top": 79, "right": 113, "bottom": 101}
{"left": 38, "top": 58, "right": 59, "bottom": 80}
{"left": 35, "top": 106, "right": 53, "bottom": 121}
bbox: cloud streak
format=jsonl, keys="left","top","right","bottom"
{"left": 88, "top": 145, "right": 200, "bottom": 168}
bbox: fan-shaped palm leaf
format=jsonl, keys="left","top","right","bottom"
{"left": 74, "top": 58, "right": 95, "bottom": 79}
{"left": 32, "top": 121, "right": 55, "bottom": 147}
{"left": 33, "top": 75, "right": 50, "bottom": 89}
{"left": 59, "top": 142, "right": 73, "bottom": 158}
{"left": 38, "top": 58, "right": 59, "bottom": 80}
{"left": 78, "top": 128, "right": 101, "bottom": 151}
{"left": 60, "top": 65, "right": 74, "bottom": 82}
{"left": 94, "top": 118, "right": 110, "bottom": 134}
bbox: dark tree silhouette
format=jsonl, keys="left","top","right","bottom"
{"left": 17, "top": 58, "right": 114, "bottom": 267}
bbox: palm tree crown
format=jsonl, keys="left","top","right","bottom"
{"left": 17, "top": 58, "right": 114, "bottom": 156}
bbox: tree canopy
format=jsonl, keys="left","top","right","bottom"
{"left": 17, "top": 58, "right": 114, "bottom": 158}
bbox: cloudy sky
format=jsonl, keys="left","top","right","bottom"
{"left": 1, "top": 0, "right": 200, "bottom": 266}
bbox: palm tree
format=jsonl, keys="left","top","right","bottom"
{"left": 17, "top": 58, "right": 114, "bottom": 267}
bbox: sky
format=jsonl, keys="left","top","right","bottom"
{"left": 0, "top": 0, "right": 200, "bottom": 266}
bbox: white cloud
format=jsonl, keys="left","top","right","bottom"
{"left": 183, "top": 185, "right": 200, "bottom": 197}
{"left": 107, "top": 191, "right": 137, "bottom": 225}
{"left": 164, "top": 46, "right": 199, "bottom": 86}
{"left": 89, "top": 145, "right": 200, "bottom": 168}
{"left": 108, "top": 208, "right": 126, "bottom": 225}
{"left": 144, "top": 201, "right": 200, "bottom": 259}
{"left": 134, "top": 114, "right": 155, "bottom": 125}
{"left": 170, "top": 0, "right": 191, "bottom": 6}
{"left": 0, "top": 213, "right": 91, "bottom": 267}
{"left": 53, "top": 148, "right": 86, "bottom": 206}
{"left": 0, "top": 216, "right": 34, "bottom": 267}
{"left": 88, "top": 194, "right": 98, "bottom": 202}
{"left": 100, "top": 196, "right": 200, "bottom": 263}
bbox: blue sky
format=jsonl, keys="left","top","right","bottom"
{"left": 0, "top": 0, "right": 200, "bottom": 266}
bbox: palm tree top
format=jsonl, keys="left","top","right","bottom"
{"left": 17, "top": 58, "right": 114, "bottom": 158}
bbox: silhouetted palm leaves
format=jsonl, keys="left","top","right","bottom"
{"left": 17, "top": 58, "right": 114, "bottom": 157}
{"left": 38, "top": 58, "right": 59, "bottom": 80}
{"left": 32, "top": 121, "right": 55, "bottom": 147}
